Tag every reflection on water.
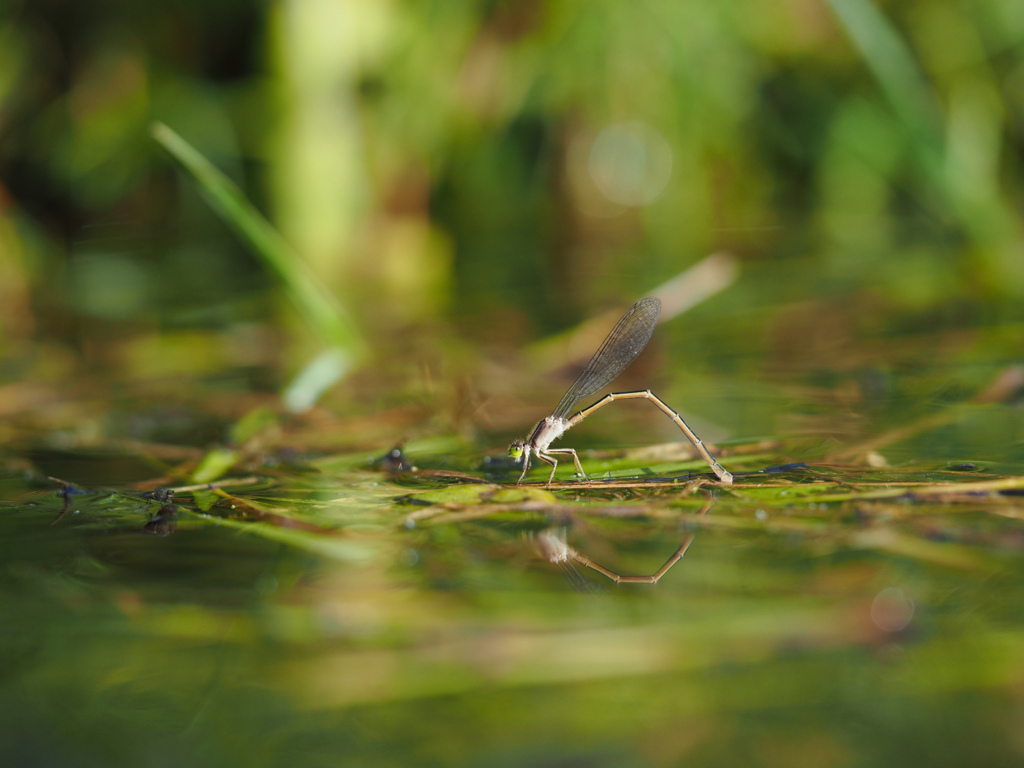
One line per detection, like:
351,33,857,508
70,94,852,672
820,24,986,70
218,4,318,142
141,503,178,537
4,423,1024,766
48,477,87,526
533,500,711,589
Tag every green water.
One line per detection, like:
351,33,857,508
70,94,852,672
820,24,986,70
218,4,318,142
3,377,1024,767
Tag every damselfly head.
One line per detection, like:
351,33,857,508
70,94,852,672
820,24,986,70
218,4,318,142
508,440,525,462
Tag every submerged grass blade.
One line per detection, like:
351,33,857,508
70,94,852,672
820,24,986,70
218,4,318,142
216,517,376,564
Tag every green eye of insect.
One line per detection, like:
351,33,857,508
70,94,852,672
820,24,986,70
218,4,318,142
509,442,523,460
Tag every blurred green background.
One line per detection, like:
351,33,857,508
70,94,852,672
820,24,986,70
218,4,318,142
3,0,1023,398
4,3,1024,767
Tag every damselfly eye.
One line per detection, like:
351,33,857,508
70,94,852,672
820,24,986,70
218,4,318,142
508,442,524,460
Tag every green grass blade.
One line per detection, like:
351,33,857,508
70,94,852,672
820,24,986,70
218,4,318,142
825,0,941,149
826,0,1019,257
150,122,363,356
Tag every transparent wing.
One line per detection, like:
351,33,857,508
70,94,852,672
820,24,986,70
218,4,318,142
552,297,661,420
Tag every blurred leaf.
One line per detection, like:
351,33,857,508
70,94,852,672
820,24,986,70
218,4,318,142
191,488,219,511
826,0,941,147
191,447,239,484
826,0,1022,275
151,122,364,404
229,406,280,445
283,348,354,413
